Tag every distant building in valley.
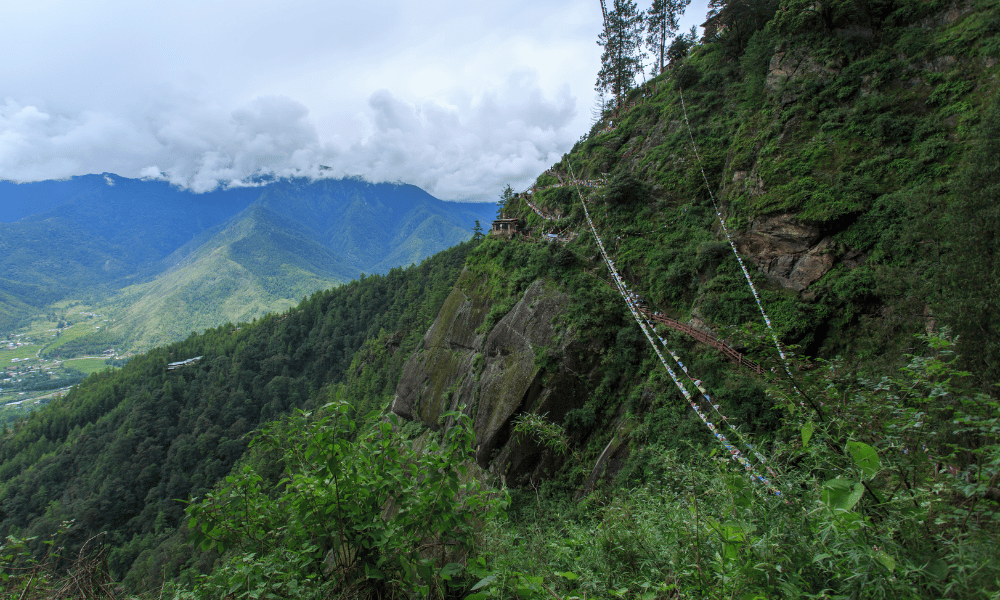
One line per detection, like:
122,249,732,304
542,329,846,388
166,356,202,371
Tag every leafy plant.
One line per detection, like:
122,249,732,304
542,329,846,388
512,412,576,460
185,401,508,599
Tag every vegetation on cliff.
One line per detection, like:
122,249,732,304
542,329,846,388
2,0,999,598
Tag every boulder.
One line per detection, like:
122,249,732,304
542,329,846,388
735,213,838,292
392,274,594,486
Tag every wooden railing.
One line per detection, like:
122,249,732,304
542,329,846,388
639,309,764,375
591,273,764,375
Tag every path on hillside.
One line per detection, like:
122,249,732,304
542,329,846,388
640,309,764,375
589,273,764,375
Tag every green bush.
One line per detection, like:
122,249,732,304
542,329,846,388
472,334,1000,599
184,402,507,599
604,174,649,206
674,63,702,89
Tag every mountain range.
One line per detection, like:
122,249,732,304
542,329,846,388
0,174,495,350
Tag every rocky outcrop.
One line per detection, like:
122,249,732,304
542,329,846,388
734,213,849,292
919,0,976,27
732,170,766,198
392,273,595,486
766,48,842,104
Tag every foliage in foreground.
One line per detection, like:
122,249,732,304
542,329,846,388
3,321,995,600
179,401,507,600
1,522,119,600
480,334,1000,599
145,333,999,599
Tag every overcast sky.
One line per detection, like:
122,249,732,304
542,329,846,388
1,0,710,200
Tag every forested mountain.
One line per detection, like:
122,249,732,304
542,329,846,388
255,178,487,272
91,205,359,352
0,241,473,590
0,175,261,293
0,175,494,346
2,1,999,598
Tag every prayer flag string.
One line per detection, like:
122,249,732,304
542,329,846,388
641,313,775,476
568,159,782,497
678,88,805,404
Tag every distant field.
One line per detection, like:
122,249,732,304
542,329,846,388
0,304,113,422
1,305,106,360
42,321,104,356
0,346,38,367
63,358,111,375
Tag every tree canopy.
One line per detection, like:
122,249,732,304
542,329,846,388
645,0,691,74
596,0,646,111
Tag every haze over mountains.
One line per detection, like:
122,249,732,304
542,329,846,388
0,174,494,350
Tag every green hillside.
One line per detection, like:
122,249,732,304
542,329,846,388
0,241,473,592
85,205,358,354
256,177,493,271
372,212,477,273
1,1,998,599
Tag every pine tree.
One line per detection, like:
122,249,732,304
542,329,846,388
704,0,779,57
472,220,484,242
596,0,645,112
666,25,699,67
592,88,608,126
645,0,690,75
497,184,514,219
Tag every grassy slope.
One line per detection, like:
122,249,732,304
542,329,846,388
465,3,1000,597
549,0,999,382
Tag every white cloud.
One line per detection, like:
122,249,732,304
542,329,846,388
341,74,576,198
0,0,711,199
139,166,163,179
1,73,576,198
0,98,159,182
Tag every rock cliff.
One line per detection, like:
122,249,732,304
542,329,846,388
392,273,596,485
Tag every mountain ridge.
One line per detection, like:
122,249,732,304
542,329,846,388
0,175,495,349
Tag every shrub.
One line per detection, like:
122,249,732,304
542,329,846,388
674,63,702,89
604,174,649,206
184,402,507,599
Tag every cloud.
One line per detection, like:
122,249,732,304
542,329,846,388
1,94,323,193
0,99,159,182
1,71,576,199
154,95,323,192
342,73,577,198
0,0,715,200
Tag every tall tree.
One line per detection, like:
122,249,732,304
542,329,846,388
703,0,780,58
596,0,646,111
497,184,514,219
645,0,691,75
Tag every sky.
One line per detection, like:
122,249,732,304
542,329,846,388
1,0,710,201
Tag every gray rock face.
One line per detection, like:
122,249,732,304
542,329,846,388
766,48,841,104
392,274,594,485
735,213,844,292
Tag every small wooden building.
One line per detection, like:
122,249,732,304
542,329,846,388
167,356,202,371
491,217,519,236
